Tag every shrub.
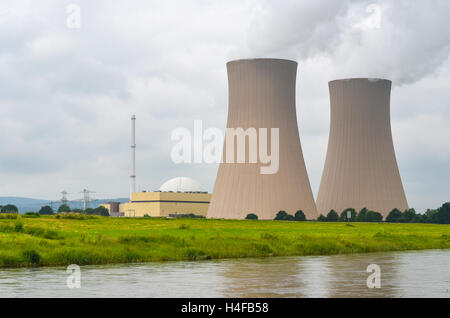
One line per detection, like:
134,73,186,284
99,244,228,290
356,208,368,222
326,210,339,222
55,213,98,220
424,209,439,223
93,206,109,216
339,208,356,222
245,213,258,220
316,214,327,222
39,206,54,215
1,204,18,213
84,208,94,214
401,208,416,223
274,211,290,220
14,221,24,232
386,208,403,223
22,250,41,265
294,210,306,221
411,214,425,223
58,204,71,213
365,211,383,222
23,212,40,218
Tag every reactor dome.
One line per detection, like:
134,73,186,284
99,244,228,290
159,177,206,193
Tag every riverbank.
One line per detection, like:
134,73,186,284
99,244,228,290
1,216,450,268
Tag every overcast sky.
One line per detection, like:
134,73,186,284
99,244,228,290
0,0,449,211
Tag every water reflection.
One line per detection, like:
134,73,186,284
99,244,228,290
0,250,449,298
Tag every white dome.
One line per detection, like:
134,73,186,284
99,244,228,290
159,177,206,193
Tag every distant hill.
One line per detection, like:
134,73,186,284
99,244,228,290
0,197,129,213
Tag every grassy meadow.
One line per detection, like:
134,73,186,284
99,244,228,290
1,214,450,268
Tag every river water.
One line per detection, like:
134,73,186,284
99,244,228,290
0,249,449,297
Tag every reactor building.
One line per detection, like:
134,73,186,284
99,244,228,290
207,58,318,220
316,78,408,218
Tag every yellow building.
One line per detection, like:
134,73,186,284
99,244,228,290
101,177,211,217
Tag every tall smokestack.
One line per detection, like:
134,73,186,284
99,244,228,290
130,114,136,198
316,78,408,218
207,58,318,220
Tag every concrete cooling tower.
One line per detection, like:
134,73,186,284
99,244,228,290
207,58,318,220
316,78,408,218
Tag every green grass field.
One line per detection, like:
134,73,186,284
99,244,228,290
1,215,450,268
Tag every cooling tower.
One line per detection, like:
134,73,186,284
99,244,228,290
316,78,408,218
207,58,318,220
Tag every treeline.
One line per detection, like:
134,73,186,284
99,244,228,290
0,204,110,216
245,202,450,224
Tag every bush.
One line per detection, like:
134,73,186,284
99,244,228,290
39,205,54,215
22,250,41,265
339,208,356,222
55,213,98,220
1,204,18,213
23,212,40,218
316,214,327,222
401,208,416,223
386,208,403,223
294,210,306,221
84,208,94,214
14,221,24,232
58,204,71,213
274,211,294,221
365,211,383,222
411,214,425,223
326,210,339,222
424,209,439,223
245,213,258,220
356,208,368,222
93,206,109,216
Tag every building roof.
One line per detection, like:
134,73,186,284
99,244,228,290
159,177,206,193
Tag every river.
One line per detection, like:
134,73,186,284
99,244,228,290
1,249,449,297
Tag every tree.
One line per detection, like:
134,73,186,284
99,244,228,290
245,213,258,220
294,210,306,221
39,205,54,215
326,210,339,222
93,206,109,216
401,208,416,223
84,208,94,215
365,211,383,222
317,214,327,222
356,208,368,222
274,210,288,220
424,209,439,223
436,202,450,224
411,214,425,223
58,204,71,213
1,204,18,213
386,208,402,223
339,208,356,222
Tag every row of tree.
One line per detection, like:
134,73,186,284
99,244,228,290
0,204,109,216
244,202,450,224
39,204,110,216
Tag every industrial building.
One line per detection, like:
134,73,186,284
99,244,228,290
207,58,318,220
316,78,408,218
101,177,211,217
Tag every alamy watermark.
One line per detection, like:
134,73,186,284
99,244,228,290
366,264,381,288
66,264,81,288
66,4,81,29
171,120,279,174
